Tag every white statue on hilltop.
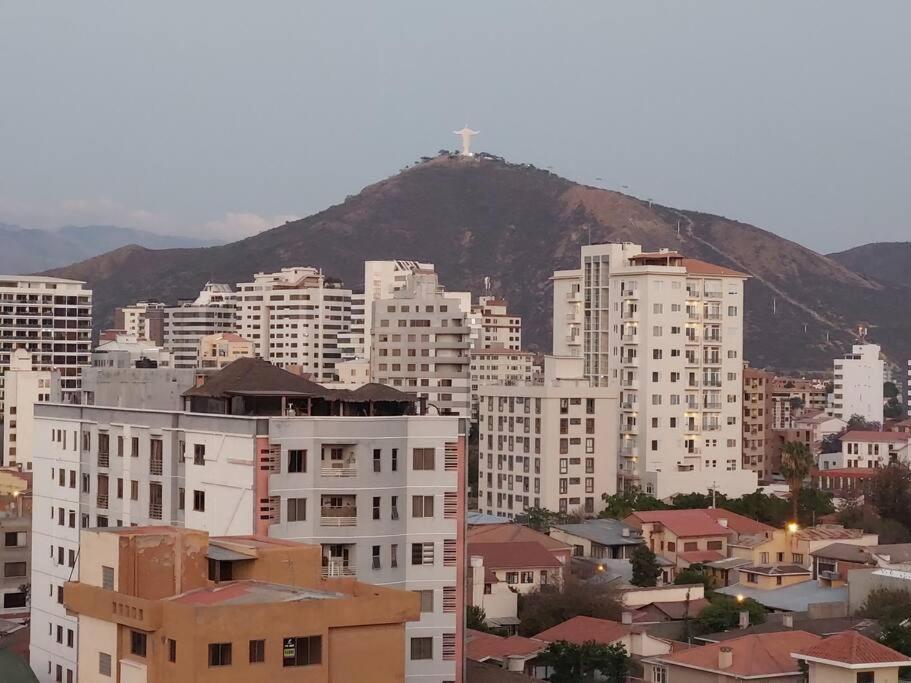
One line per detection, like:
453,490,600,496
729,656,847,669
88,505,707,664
453,125,479,156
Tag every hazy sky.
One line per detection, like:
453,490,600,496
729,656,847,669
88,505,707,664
1,1,909,250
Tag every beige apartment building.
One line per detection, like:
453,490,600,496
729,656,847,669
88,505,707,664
742,366,774,480
552,243,756,498
0,485,30,619
371,270,471,416
112,301,165,345
477,356,619,517
468,296,521,351
235,267,351,382
469,348,536,420
64,526,420,683
3,348,55,470
197,333,254,370
163,283,237,369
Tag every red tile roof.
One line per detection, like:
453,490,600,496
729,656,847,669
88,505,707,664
794,526,867,541
468,542,563,570
625,510,734,538
467,524,571,552
646,599,711,620
813,468,879,480
701,508,776,535
841,430,910,444
465,634,547,661
650,631,821,677
533,616,629,646
677,550,725,564
683,258,749,278
793,630,911,666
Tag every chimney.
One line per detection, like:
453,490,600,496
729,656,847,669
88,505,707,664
621,612,633,625
717,518,729,528
718,646,733,669
738,610,750,629
782,613,794,628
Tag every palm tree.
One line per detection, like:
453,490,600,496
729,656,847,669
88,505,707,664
779,441,815,522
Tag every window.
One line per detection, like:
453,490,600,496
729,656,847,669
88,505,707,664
747,573,758,583
249,639,265,663
102,566,114,590
416,590,434,613
3,562,26,578
288,449,306,473
193,444,205,466
193,490,205,512
391,448,398,471
131,437,139,457
413,448,435,470
792,553,804,564
208,643,232,667
391,543,398,568
652,665,667,683
856,673,874,683
3,532,22,547
282,635,321,667
99,653,112,677
2,592,25,608
411,542,434,565
707,540,723,551
410,637,433,660
131,480,139,500
167,639,176,663
413,495,434,518
130,631,147,657
287,498,306,522
373,448,381,472
683,542,698,551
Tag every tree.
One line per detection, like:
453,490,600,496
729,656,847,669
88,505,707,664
820,432,843,454
630,545,661,587
672,492,723,509
539,640,630,683
879,622,911,657
600,489,668,520
884,397,903,419
721,491,790,527
697,596,767,633
884,382,900,399
522,507,560,533
858,587,911,623
779,440,815,522
847,414,881,432
466,605,488,631
518,577,622,636
796,488,835,527
870,464,911,529
674,565,713,590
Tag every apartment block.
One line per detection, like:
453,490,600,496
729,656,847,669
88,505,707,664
94,335,172,369
0,485,30,619
112,300,165,345
361,260,434,362
469,349,536,420
3,348,55,470
163,283,237,369
0,276,92,408
742,366,774,480
769,376,827,430
477,356,619,518
235,267,351,382
338,291,367,363
371,270,471,417
63,526,420,683
30,358,463,683
197,332,254,370
468,296,521,351
552,243,757,498
832,344,884,424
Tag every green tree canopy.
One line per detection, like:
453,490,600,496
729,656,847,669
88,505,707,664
674,565,713,590
540,640,630,683
858,587,911,624
517,577,621,637
630,544,661,587
600,489,669,520
779,440,815,521
870,464,911,529
697,596,767,633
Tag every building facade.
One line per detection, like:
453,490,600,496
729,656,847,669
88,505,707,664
163,283,237,369
113,300,165,345
832,344,884,424
0,276,92,408
3,348,55,470
468,297,521,351
361,261,434,362
469,349,536,421
477,356,619,518
742,366,774,480
197,333,254,370
30,359,464,683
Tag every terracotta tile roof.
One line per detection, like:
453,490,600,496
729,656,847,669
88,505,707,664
682,258,749,278
466,660,540,683
701,508,776,535
645,599,711,620
465,634,547,661
794,525,867,541
533,616,629,646
467,524,571,552
677,550,725,564
841,430,910,444
793,630,911,666
468,542,563,570
625,510,734,538
813,468,879,479
649,631,821,677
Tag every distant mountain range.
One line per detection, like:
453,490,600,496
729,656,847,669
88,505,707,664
828,242,911,290
0,223,221,274
43,153,911,372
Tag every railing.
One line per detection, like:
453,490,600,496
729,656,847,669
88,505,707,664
321,464,358,478
150,456,163,476
321,561,355,577
98,452,110,468
702,423,722,431
96,495,108,510
704,402,722,410
621,334,635,342
149,503,162,520
320,507,357,526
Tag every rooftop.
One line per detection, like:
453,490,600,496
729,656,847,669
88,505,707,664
678,550,725,564
625,508,773,538
647,631,821,678
794,525,868,542
682,258,749,278
715,581,848,611
534,616,630,645
170,580,342,606
698,616,882,643
841,430,909,443
465,632,546,662
468,542,563,570
550,518,643,547
793,630,911,667
738,564,811,576
467,523,571,553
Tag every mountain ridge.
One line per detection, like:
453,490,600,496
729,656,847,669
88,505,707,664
828,241,911,290
43,154,911,372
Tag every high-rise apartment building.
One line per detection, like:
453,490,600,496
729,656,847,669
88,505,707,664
742,366,774,480
0,276,92,408
64,526,420,683
0,484,30,619
832,344,884,424
163,283,237,369
469,349,536,420
552,243,756,498
361,261,434,362
468,296,521,351
112,300,165,344
371,270,471,417
477,356,619,518
197,332,254,370
31,358,463,683
235,267,351,382
3,349,55,470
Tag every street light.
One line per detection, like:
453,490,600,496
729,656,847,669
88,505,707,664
787,522,799,534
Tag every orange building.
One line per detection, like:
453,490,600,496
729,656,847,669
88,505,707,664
64,526,420,682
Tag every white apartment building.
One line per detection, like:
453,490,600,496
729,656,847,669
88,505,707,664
3,348,55,470
163,283,237,369
372,270,471,417
112,300,165,344
93,334,172,368
361,260,434,362
338,291,367,362
469,349,536,420
235,267,351,382
0,276,92,408
30,358,463,683
832,344,884,424
477,356,619,518
552,243,757,498
468,296,521,351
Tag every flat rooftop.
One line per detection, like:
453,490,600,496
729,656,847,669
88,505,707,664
171,580,342,606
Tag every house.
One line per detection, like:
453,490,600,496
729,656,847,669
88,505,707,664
465,659,540,683
465,630,548,679
738,564,813,590
645,631,823,683
792,630,911,683
468,523,572,566
549,518,643,560
812,467,879,497
619,583,710,623
793,411,847,454
811,542,911,585
730,525,879,573
714,578,848,612
533,615,674,658
696,611,882,644
823,430,911,469
467,542,563,596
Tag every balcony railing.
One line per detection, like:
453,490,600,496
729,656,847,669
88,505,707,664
321,561,355,577
98,452,110,468
320,506,357,526
321,464,358,478
96,495,108,510
149,503,162,520
150,456,163,476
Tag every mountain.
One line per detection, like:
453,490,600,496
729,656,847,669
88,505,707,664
43,154,911,372
0,223,220,273
828,242,911,289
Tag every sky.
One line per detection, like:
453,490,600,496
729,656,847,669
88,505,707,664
1,1,909,251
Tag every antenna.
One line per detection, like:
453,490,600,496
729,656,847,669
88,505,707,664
772,298,777,315
676,219,681,238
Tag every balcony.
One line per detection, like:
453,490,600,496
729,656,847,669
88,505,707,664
321,445,357,477
702,423,722,432
321,560,356,577
96,494,108,510
97,451,110,468
150,455,163,476
621,334,636,342
704,402,722,410
149,503,162,520
321,497,358,527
